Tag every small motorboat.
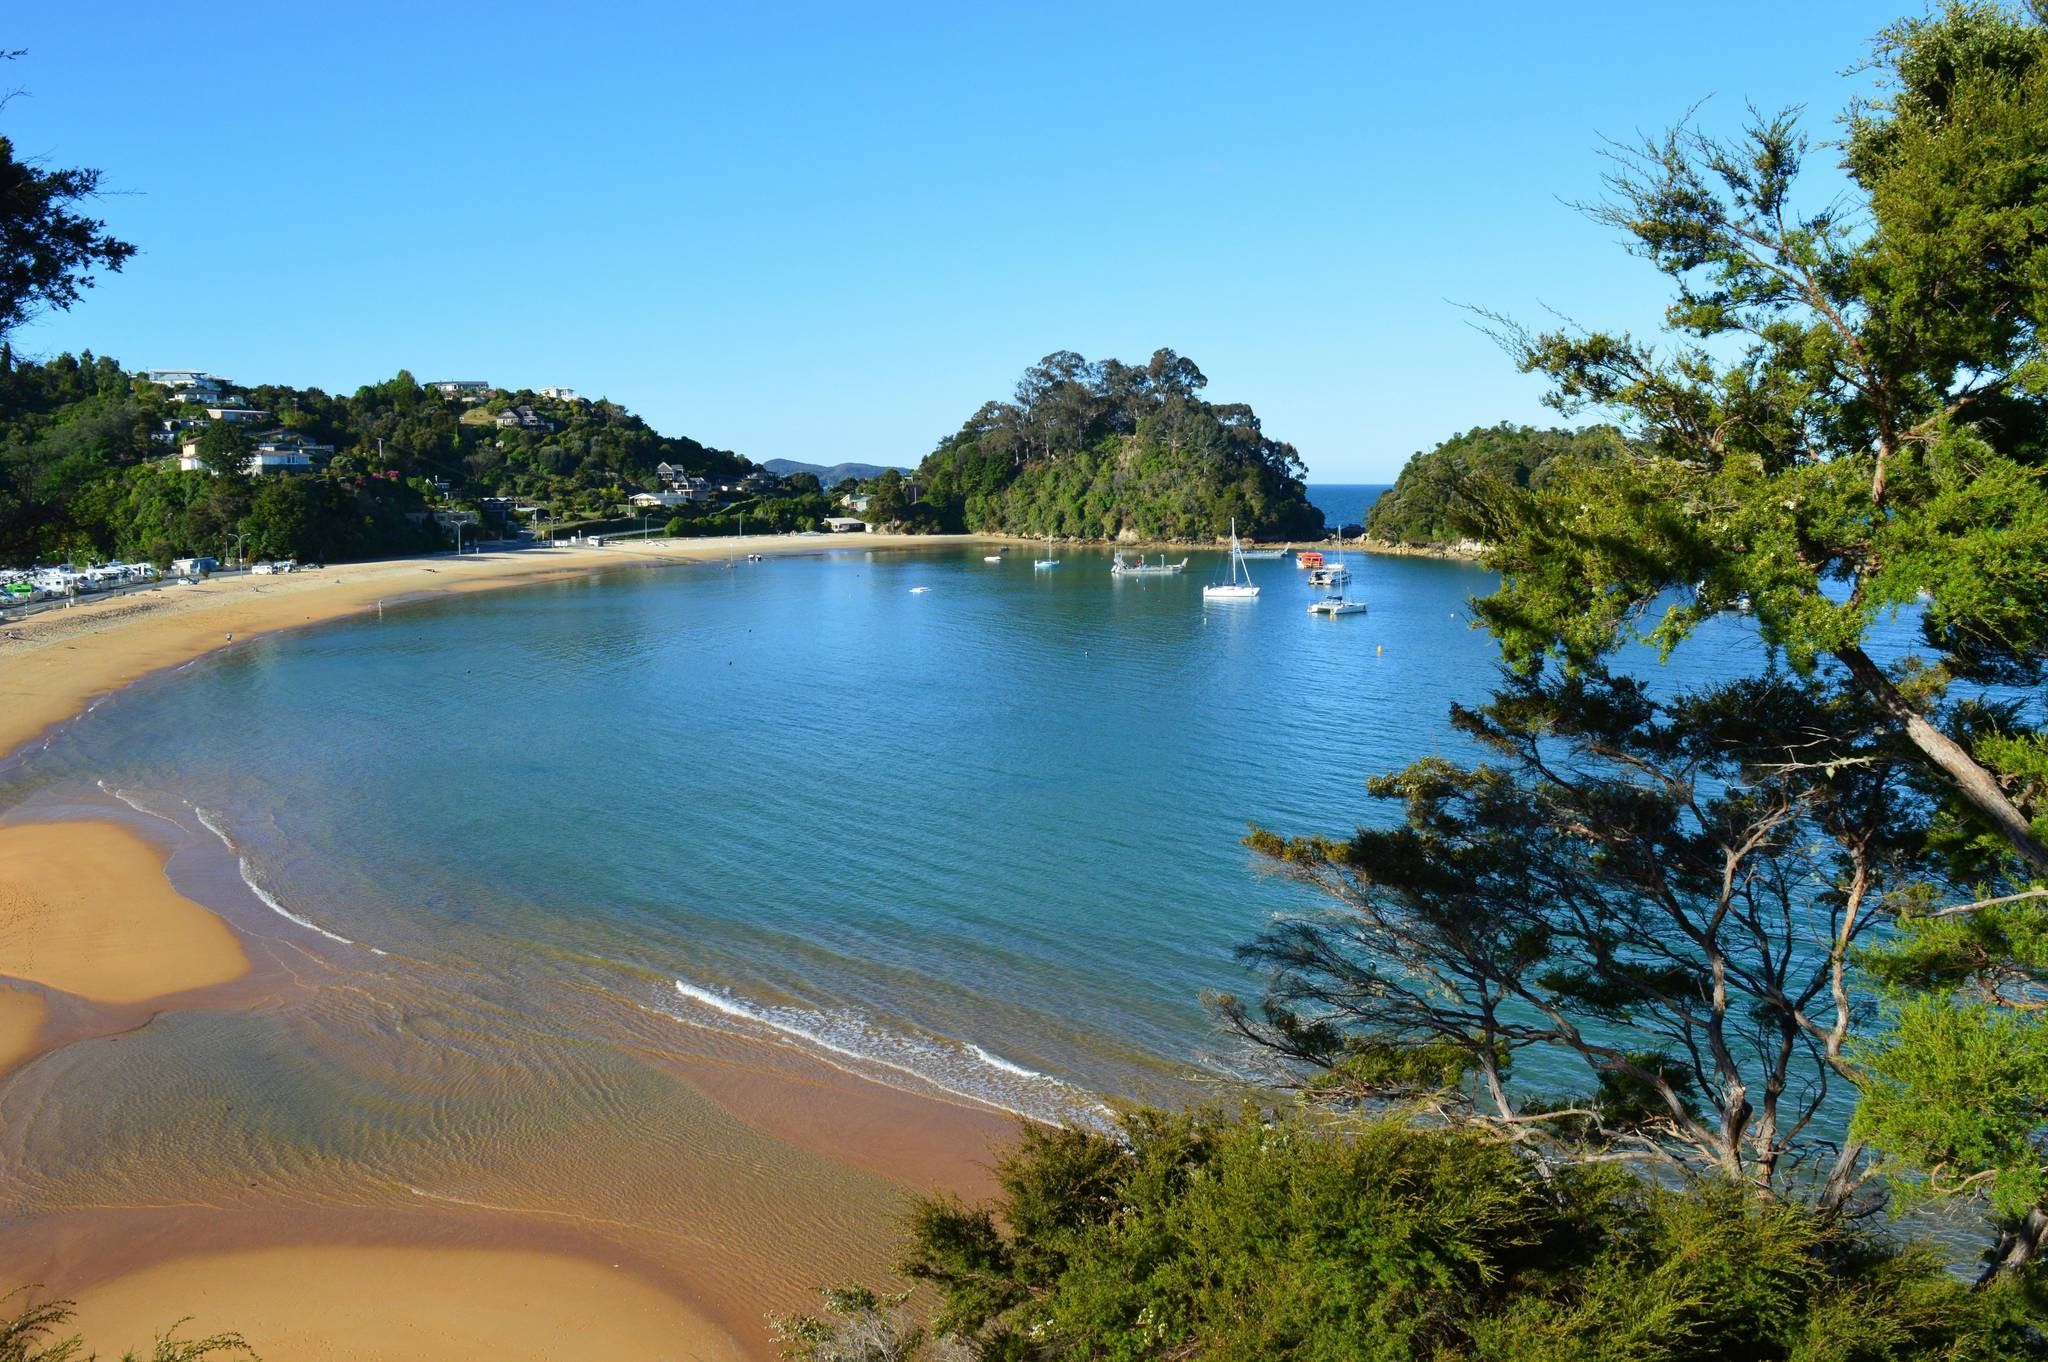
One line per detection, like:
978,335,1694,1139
909,586,930,594
1296,550,1324,569
1308,595,1366,616
983,555,1003,563
1111,552,1188,576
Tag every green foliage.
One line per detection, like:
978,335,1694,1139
0,355,748,566
912,350,1323,542
889,1108,2029,1361
1363,423,1627,547
0,1290,255,1361
1854,994,2048,1219
1467,1,2048,883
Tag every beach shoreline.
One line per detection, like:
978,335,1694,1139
0,534,1026,1361
0,532,995,763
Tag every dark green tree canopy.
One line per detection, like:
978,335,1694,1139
1364,423,1628,548
910,348,1325,542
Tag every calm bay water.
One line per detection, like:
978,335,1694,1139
0,484,1869,1128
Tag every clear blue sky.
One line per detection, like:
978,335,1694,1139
8,2,1899,480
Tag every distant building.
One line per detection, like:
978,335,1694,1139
742,469,780,491
538,386,580,401
204,406,271,425
428,380,494,401
146,369,231,403
628,491,690,509
822,517,869,533
841,493,872,514
495,404,555,431
177,431,333,475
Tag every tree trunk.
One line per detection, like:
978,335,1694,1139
1834,644,2048,877
1977,1203,2048,1287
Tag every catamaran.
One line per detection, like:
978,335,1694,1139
1308,594,1366,616
1239,546,1287,559
1110,551,1187,576
1033,531,1059,569
1202,521,1261,600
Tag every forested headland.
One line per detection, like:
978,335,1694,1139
1363,422,1627,549
0,354,750,566
894,349,1326,542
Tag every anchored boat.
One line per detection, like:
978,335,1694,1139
1111,552,1187,576
1202,520,1261,600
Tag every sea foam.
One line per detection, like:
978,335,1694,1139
668,978,1113,1130
191,804,386,955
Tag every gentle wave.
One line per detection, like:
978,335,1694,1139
668,978,1114,1130
96,779,178,825
191,804,386,955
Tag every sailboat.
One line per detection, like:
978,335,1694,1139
1202,520,1261,600
1033,531,1059,569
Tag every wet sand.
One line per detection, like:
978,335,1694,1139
0,989,46,1073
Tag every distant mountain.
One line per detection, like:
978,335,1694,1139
761,458,910,484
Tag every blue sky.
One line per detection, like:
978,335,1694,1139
8,2,1899,479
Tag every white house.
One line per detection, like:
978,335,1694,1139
205,406,271,424
822,517,869,533
628,492,689,509
178,431,332,475
538,386,580,401
428,380,493,401
147,370,230,403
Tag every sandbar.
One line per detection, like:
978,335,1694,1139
0,820,248,1005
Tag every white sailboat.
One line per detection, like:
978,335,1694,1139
1202,520,1260,600
1033,531,1059,569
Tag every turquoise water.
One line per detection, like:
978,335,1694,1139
3,485,1919,1126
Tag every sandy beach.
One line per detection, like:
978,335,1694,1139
0,532,1018,1361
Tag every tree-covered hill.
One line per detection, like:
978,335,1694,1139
906,349,1325,542
0,352,749,565
1364,423,1626,547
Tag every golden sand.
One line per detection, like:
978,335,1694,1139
64,1245,749,1362
0,820,249,1004
0,533,986,761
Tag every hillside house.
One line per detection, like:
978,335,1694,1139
495,405,555,432
428,380,494,402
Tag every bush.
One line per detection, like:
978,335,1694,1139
868,1108,2037,1361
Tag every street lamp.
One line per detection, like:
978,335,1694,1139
225,532,247,569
